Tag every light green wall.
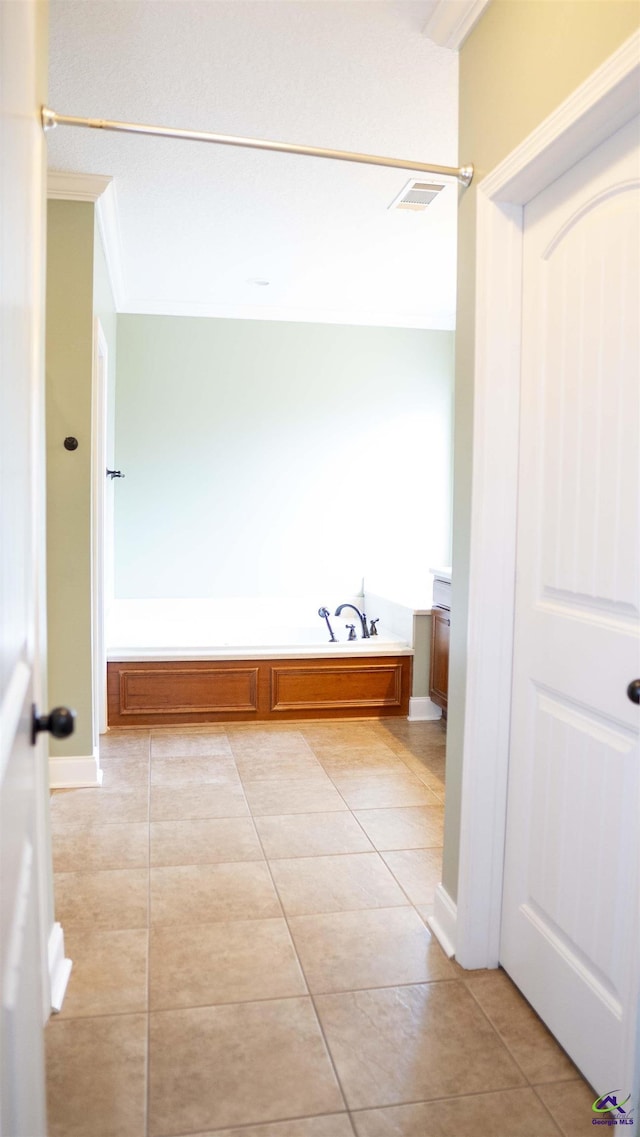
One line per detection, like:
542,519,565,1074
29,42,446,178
444,2,640,900
45,203,117,755
115,316,454,602
46,201,95,756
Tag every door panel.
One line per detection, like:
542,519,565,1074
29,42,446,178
501,115,640,1096
540,185,639,613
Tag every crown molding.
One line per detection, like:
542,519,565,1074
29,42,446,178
47,170,113,202
423,0,491,51
118,296,454,331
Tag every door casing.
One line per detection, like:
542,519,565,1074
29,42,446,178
92,318,109,740
444,28,640,995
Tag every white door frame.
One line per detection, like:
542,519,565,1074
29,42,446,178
92,318,109,740
47,172,115,765
455,30,640,971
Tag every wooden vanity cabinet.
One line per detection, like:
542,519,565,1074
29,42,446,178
430,604,450,717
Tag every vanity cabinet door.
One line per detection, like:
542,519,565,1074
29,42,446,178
430,606,450,713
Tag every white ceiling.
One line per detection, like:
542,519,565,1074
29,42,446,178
47,1,462,329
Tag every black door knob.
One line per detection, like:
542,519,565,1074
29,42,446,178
627,680,640,705
31,705,76,745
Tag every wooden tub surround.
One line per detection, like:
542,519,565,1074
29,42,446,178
107,654,412,727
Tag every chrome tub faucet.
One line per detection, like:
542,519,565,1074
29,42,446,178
335,603,370,638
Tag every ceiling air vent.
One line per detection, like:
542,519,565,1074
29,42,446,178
388,179,445,212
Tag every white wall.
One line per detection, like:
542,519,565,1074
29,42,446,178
114,315,453,600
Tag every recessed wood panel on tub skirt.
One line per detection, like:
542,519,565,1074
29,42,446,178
107,655,412,726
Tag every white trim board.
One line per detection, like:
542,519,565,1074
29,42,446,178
427,884,457,958
455,30,640,972
49,753,102,790
48,923,72,1014
408,696,442,721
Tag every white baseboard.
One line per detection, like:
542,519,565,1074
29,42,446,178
49,752,103,789
48,922,72,1013
427,883,457,958
408,697,442,721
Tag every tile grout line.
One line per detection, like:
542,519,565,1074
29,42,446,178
305,741,442,810
529,1083,579,1137
305,736,441,920
239,739,357,1131
56,975,464,1022
304,730,447,922
344,1082,568,1131
461,976,568,1100
247,844,442,862
462,974,590,1130
163,1107,353,1137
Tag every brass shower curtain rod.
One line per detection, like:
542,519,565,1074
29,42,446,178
41,106,474,186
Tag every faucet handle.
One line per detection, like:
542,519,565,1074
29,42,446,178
369,618,379,636
346,624,357,641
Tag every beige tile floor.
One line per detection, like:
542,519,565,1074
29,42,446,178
46,719,596,1137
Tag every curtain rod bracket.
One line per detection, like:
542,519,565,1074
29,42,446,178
41,106,474,186
42,107,58,132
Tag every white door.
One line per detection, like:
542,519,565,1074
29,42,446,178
1,2,52,1132
501,114,640,1097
